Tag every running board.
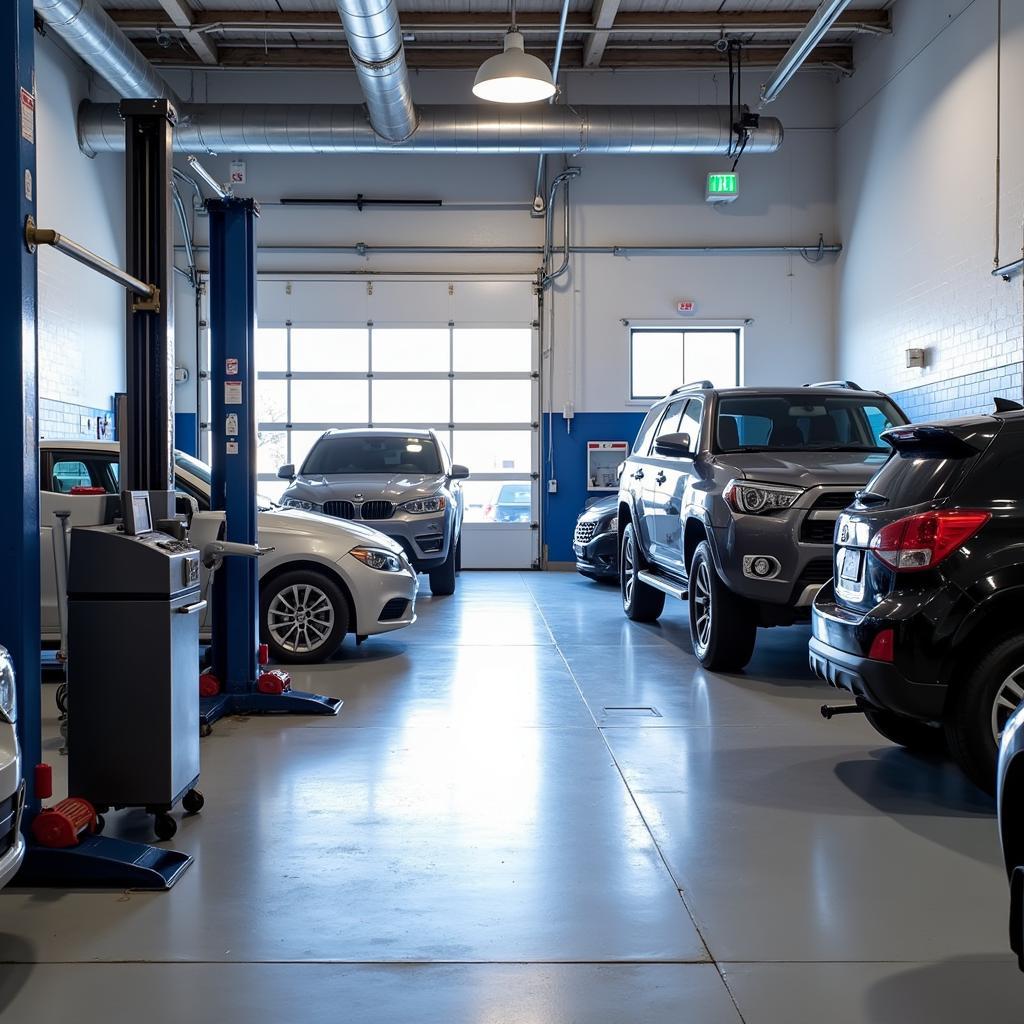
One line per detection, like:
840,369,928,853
637,569,687,600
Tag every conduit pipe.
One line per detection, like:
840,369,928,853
760,0,852,105
336,0,418,142
533,0,573,212
78,103,783,155
33,0,181,105
542,168,581,286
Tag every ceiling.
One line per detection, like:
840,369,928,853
96,0,896,74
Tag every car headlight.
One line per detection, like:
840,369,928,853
350,547,404,572
282,498,324,513
723,480,804,515
0,653,16,723
401,495,446,515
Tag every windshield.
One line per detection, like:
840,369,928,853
715,395,905,453
174,449,211,485
302,435,442,475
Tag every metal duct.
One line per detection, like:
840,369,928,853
336,0,418,142
34,0,180,105
78,103,783,156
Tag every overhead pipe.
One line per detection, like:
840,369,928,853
33,0,180,105
78,103,784,156
759,0,852,105
335,0,418,142
533,0,573,213
542,168,581,286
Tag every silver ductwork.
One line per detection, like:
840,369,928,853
336,0,418,143
78,103,783,156
34,0,180,105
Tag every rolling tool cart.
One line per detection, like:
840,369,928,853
66,492,205,841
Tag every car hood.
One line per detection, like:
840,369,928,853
286,473,447,503
719,451,891,488
579,495,618,521
258,506,404,553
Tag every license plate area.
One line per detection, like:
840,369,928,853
839,547,863,582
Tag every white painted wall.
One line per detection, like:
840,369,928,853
163,67,840,415
35,34,125,423
835,0,1024,395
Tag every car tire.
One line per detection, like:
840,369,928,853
687,541,756,671
429,542,458,596
455,537,462,576
864,708,947,755
620,521,665,623
944,635,1024,794
260,570,349,664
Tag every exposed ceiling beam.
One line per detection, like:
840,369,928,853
155,0,218,65
583,0,620,68
108,8,891,38
135,42,853,72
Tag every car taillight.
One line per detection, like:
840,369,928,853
868,510,990,572
868,628,895,663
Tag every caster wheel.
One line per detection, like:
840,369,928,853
182,789,205,815
94,814,105,835
200,722,213,738
153,813,177,841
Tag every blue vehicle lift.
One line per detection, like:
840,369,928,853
4,4,189,888
199,197,341,726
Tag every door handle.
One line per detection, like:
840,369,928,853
633,469,644,480
655,472,667,485
177,600,208,616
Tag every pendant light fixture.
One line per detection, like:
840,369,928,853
473,0,556,104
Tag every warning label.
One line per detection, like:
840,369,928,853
224,381,243,405
20,88,34,144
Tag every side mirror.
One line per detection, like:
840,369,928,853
450,464,470,480
654,432,693,459
277,464,296,480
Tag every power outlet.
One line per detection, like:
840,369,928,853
547,479,558,494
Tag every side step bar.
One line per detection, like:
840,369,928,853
637,569,687,600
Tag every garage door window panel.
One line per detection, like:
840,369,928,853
453,380,532,424
291,379,369,425
372,329,450,373
373,378,450,425
291,328,368,373
452,430,533,474
453,328,532,372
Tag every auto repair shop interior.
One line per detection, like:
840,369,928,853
1,0,1024,1020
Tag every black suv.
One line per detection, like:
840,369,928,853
618,381,907,670
811,403,1024,792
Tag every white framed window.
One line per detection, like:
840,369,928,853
628,327,741,402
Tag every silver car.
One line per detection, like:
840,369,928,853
40,441,418,664
0,648,24,889
278,429,468,596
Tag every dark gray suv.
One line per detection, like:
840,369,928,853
618,381,908,670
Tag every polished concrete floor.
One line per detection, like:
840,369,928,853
1,570,1021,1020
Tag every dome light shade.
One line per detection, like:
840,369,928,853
472,31,556,103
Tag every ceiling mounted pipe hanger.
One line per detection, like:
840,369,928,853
759,0,852,105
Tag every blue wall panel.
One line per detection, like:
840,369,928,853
174,412,198,456
542,411,645,563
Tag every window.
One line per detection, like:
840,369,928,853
632,408,664,455
679,399,703,449
649,399,688,453
630,328,740,401
46,453,119,494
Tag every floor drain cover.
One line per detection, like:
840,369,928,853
601,706,662,717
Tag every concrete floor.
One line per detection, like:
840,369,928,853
0,570,1021,1020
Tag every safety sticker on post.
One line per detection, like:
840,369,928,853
225,358,239,375
226,442,239,455
226,413,239,436
20,88,35,144
224,381,242,405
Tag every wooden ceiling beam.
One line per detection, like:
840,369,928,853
154,0,218,65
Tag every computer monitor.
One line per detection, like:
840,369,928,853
122,490,153,536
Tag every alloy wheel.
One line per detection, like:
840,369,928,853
693,560,712,651
990,665,1024,743
267,583,335,655
623,534,635,608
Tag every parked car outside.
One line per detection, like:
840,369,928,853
279,428,468,596
485,482,532,524
39,440,418,664
618,381,908,670
0,647,25,888
811,404,1024,792
573,494,619,580
998,701,1024,969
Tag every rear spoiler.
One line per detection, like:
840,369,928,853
881,424,991,458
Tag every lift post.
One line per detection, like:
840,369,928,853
200,197,341,724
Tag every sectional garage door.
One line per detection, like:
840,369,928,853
248,276,540,570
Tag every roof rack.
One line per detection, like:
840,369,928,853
802,380,863,390
669,380,714,395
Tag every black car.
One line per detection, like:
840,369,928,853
998,701,1024,969
573,494,619,580
810,403,1024,792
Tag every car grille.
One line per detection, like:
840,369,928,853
0,791,17,859
361,500,396,520
323,500,356,520
379,598,410,622
811,491,857,512
574,521,597,545
801,519,838,545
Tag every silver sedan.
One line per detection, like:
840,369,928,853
40,441,418,663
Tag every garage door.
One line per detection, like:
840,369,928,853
249,276,540,570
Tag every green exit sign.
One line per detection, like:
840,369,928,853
706,172,739,203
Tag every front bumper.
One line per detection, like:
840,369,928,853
574,529,618,579
340,554,419,636
0,751,25,889
381,510,454,571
